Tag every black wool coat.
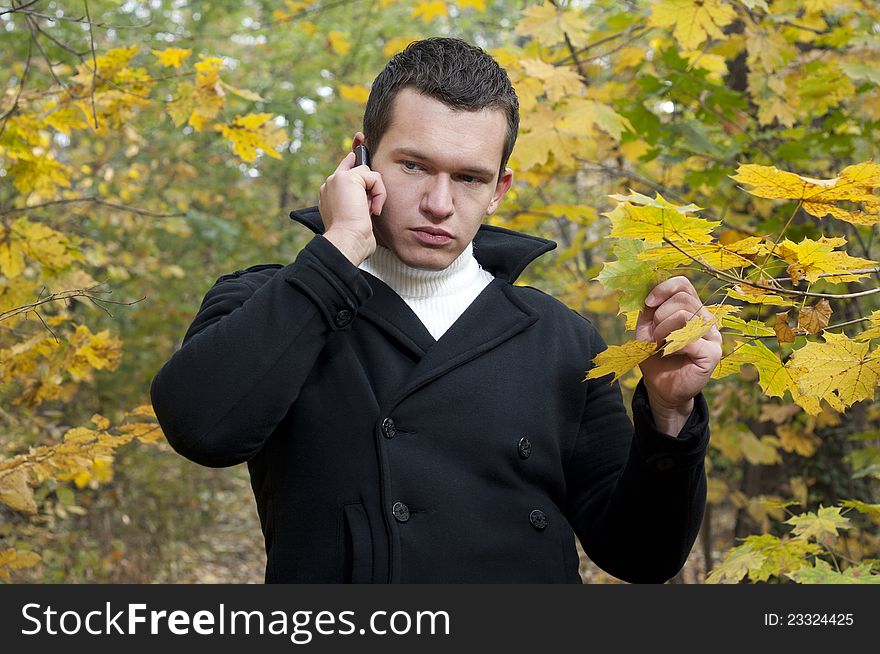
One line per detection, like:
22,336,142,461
150,206,711,584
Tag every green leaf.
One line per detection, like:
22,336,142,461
788,559,880,584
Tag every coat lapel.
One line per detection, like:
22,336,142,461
387,278,538,407
358,271,436,359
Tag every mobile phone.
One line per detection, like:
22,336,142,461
354,144,370,168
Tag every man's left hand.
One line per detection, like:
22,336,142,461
635,276,722,430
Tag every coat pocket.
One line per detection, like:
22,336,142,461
341,502,373,583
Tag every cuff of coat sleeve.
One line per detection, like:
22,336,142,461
630,377,710,473
282,235,373,330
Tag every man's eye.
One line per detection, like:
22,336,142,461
403,161,421,171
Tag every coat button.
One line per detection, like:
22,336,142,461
392,501,410,523
529,509,547,530
517,437,531,460
381,417,396,439
334,309,353,328
656,457,674,472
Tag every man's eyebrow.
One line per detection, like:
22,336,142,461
391,147,496,179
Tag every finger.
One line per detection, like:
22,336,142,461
334,151,357,175
705,324,723,345
634,306,655,343
653,308,712,344
645,275,699,307
669,336,722,369
652,290,707,324
360,171,387,215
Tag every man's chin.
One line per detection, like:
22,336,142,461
398,246,458,271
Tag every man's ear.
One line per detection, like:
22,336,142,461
351,131,366,152
486,167,513,215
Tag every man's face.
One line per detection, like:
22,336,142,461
360,88,513,271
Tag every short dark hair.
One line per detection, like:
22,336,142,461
363,37,519,182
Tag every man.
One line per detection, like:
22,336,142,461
151,38,722,583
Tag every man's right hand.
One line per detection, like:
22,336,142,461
319,146,387,267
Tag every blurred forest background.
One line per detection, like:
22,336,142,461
1,0,879,583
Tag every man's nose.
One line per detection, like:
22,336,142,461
420,175,454,219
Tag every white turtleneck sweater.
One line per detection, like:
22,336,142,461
359,242,494,340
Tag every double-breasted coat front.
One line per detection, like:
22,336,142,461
150,206,710,583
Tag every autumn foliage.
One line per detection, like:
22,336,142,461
2,0,879,583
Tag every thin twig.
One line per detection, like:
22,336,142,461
23,17,66,90
9,7,150,29
84,0,99,129
742,316,873,341
555,24,649,66
0,0,40,17
772,268,880,283
0,34,32,139
173,0,357,42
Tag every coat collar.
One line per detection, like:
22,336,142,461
289,206,556,283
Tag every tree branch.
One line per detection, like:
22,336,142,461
0,197,185,218
0,287,146,324
661,236,880,300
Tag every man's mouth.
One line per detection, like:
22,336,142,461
411,227,453,245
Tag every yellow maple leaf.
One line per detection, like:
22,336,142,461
189,57,225,131
604,194,718,244
119,422,164,444
458,0,486,10
648,0,737,51
520,58,583,103
683,50,728,82
151,47,192,68
705,303,741,322
7,155,73,196
741,433,783,466
328,31,351,55
777,236,878,284
855,310,880,342
721,315,776,338
67,325,123,382
411,0,448,23
637,241,754,271
713,339,821,414
514,1,590,48
776,425,821,457
215,113,287,162
785,505,851,543
787,332,880,412
662,315,717,356
731,162,880,226
558,98,633,141
0,239,26,279
14,218,77,271
513,105,586,171
43,105,89,135
749,72,797,128
584,340,658,384
339,83,371,105
745,21,795,74
727,284,795,306
129,404,157,418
